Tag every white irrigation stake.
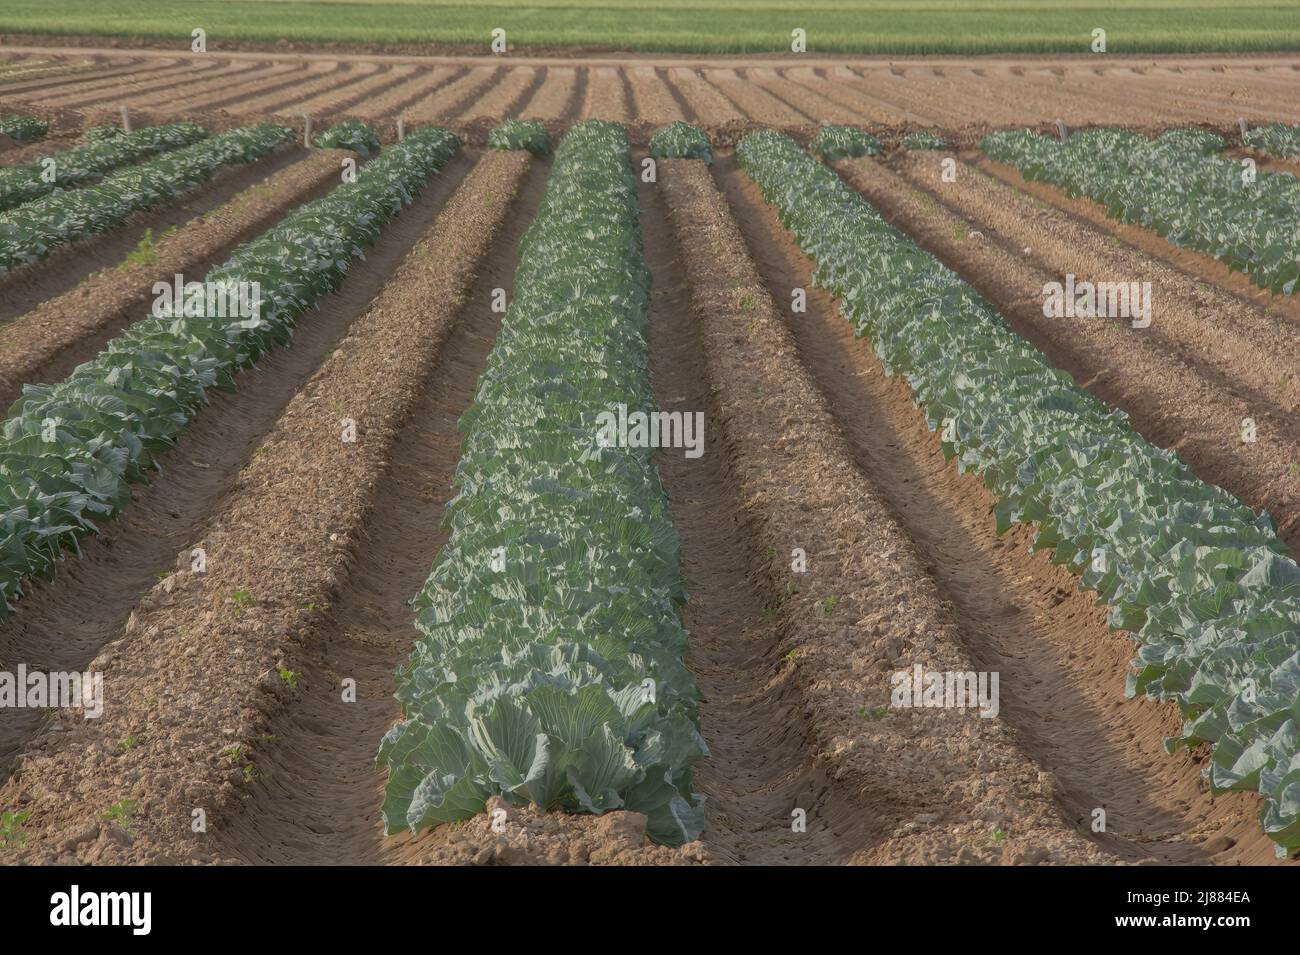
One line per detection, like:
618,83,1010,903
1054,118,1067,140
1237,117,1249,141
397,118,405,141
302,114,313,147
120,106,132,133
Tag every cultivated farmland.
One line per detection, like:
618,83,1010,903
0,31,1298,871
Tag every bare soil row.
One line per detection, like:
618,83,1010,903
4,49,1297,143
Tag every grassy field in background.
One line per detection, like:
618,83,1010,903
0,0,1296,54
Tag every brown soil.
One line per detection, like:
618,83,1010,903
41,60,266,111
374,65,466,123
713,68,810,125
112,62,286,116
839,67,972,127
411,65,500,122
748,67,862,126
217,150,541,866
663,67,738,125
785,67,921,126
0,148,349,407
519,66,580,121
657,157,1108,865
0,56,101,85
624,66,686,125
0,58,176,99
458,64,544,124
37,61,214,110
0,57,154,96
0,150,476,800
580,66,632,122
352,65,456,120
154,64,327,113
715,154,1283,864
0,132,84,167
644,158,870,863
288,64,424,118
11,47,1294,145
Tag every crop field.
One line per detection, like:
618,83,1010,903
0,24,1298,882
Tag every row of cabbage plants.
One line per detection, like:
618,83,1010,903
982,127,1300,294
0,123,292,275
0,122,207,213
738,129,1300,856
1243,122,1300,159
0,126,462,613
378,120,707,846
0,115,48,143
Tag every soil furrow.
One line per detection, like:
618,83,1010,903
105,60,286,112
288,64,419,118
172,62,325,114
665,67,740,124
368,65,465,120
459,65,542,124
519,66,577,121
749,68,862,126
706,69,804,125
560,66,590,124
625,65,685,124
0,58,102,86
782,67,910,126
210,151,540,866
661,156,1108,865
219,63,358,117
0,149,350,407
412,65,500,122
358,65,449,119
53,60,269,111
809,67,929,124
1078,69,1300,123
645,159,870,864
581,66,630,122
0,144,307,325
716,154,1281,865
656,67,697,123
39,61,230,109
840,68,971,126
0,150,476,794
243,63,383,118
0,57,160,96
